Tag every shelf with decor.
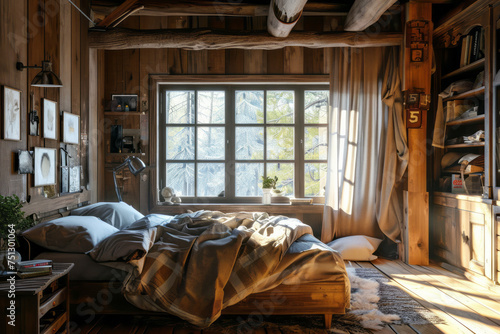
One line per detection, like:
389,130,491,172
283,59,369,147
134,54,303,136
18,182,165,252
431,0,497,286
104,111,145,116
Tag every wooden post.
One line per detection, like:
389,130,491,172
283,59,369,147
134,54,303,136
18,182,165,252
403,1,432,265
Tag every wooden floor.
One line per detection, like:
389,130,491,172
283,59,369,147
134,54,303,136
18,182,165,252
72,259,500,334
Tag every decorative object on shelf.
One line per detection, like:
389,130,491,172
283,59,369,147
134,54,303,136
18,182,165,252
42,98,57,140
261,175,278,205
161,186,174,204
61,166,81,194
111,94,138,112
172,195,182,204
34,147,57,187
62,111,80,144
29,92,39,136
17,150,33,174
2,86,21,141
113,156,146,202
290,198,313,205
16,60,63,87
110,124,123,153
406,20,430,63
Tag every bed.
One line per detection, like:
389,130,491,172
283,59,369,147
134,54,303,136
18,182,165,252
20,202,350,329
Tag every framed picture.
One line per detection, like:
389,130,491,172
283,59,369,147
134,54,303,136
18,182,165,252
34,147,57,187
111,95,138,112
62,112,80,144
17,150,33,174
43,98,58,140
3,86,21,141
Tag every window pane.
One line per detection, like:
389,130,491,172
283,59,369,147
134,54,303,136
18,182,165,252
166,91,195,124
235,127,264,160
235,91,264,124
305,126,328,160
198,91,225,124
267,91,294,124
267,127,294,160
166,163,194,196
166,127,194,160
267,163,294,196
305,163,327,197
197,127,225,160
305,90,328,124
235,163,264,196
197,163,225,196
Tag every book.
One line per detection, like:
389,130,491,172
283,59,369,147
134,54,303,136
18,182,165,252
17,265,52,273
16,267,52,279
16,259,53,270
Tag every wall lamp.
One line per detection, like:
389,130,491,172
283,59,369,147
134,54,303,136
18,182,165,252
16,61,63,87
113,156,146,202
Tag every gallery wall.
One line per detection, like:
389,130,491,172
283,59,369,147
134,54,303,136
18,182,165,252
0,0,91,216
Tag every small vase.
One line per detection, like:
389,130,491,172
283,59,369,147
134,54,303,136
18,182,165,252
262,188,272,205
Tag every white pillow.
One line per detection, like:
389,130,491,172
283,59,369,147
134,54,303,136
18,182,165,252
22,216,119,253
327,235,383,261
70,202,144,229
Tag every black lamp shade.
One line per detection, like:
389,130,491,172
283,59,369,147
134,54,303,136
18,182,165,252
31,61,63,87
128,156,146,175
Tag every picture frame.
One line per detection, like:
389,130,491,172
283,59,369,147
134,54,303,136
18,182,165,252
62,112,80,144
34,147,57,187
111,94,138,112
3,86,22,141
43,98,58,140
17,150,33,174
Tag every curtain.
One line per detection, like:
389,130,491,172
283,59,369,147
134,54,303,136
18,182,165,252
321,47,408,243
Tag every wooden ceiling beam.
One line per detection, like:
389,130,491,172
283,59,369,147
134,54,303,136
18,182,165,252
91,0,351,18
96,0,142,28
344,0,399,31
267,0,308,38
88,28,403,50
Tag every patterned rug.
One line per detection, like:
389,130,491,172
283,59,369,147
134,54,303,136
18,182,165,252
125,267,445,333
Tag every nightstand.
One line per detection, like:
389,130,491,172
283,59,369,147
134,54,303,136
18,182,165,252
0,263,74,334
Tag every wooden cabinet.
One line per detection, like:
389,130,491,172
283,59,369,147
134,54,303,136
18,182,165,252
430,0,499,284
0,263,74,334
431,193,493,280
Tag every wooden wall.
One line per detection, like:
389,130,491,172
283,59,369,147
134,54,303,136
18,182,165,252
98,15,333,211
0,0,90,216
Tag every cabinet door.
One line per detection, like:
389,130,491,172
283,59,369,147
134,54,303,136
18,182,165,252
432,205,459,266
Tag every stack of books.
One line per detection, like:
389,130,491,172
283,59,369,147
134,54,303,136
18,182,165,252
16,259,53,279
460,26,485,67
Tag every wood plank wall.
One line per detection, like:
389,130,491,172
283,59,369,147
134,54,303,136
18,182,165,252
99,16,332,211
0,0,90,217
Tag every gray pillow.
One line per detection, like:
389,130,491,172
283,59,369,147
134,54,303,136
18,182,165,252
71,202,144,229
126,214,173,230
22,216,118,253
89,228,155,262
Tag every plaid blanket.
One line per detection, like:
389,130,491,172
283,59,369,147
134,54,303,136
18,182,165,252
112,211,347,327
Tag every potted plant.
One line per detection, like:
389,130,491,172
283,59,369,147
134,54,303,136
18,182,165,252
261,176,278,204
0,194,34,269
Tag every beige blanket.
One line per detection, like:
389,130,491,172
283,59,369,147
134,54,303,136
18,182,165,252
108,211,348,327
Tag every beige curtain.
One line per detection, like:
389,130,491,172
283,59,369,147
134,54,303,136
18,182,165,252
321,47,408,243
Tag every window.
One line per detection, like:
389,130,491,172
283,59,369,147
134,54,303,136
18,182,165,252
158,84,328,203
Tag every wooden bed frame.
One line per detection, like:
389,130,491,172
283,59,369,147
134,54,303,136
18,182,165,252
20,206,349,329
69,280,347,329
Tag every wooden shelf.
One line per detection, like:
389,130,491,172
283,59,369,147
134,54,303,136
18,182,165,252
441,58,485,80
445,142,485,148
104,111,145,116
446,114,485,126
108,152,146,156
443,86,485,102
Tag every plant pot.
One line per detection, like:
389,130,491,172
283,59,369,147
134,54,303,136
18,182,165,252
262,188,272,205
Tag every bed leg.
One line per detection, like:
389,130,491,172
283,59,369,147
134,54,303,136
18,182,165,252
324,314,332,329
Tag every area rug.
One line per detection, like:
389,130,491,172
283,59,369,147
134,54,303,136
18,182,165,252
124,267,445,333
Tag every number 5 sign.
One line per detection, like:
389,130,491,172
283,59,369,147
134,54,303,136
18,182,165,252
406,108,422,128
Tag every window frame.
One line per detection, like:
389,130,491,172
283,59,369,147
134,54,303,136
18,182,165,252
152,75,330,207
